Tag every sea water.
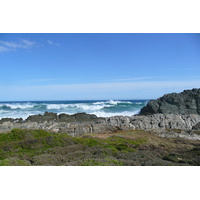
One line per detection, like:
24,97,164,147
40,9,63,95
0,100,149,120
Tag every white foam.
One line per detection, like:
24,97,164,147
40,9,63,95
75,104,111,111
94,100,124,105
46,104,70,109
46,103,112,111
107,100,120,105
90,110,140,118
0,103,36,109
0,110,42,120
0,100,144,120
93,101,107,105
107,100,132,104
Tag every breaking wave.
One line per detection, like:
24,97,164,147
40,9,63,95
0,100,148,119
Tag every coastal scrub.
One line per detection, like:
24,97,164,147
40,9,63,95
0,129,199,166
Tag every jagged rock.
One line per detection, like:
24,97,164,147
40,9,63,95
1,113,200,139
26,112,98,123
13,118,23,123
140,88,200,115
26,112,58,123
0,118,14,124
44,112,57,120
58,113,75,122
27,114,46,123
71,112,98,122
192,122,200,131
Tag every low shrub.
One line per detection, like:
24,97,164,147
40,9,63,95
0,157,31,166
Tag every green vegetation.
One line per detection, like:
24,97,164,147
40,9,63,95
0,128,199,166
73,135,146,153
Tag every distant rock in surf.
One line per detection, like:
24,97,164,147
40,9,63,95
139,88,200,115
26,112,98,123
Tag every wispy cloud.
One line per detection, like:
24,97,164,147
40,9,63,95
0,39,60,53
104,77,154,82
1,80,200,100
47,40,60,46
0,46,9,52
0,39,36,52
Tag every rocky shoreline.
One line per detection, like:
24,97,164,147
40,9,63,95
1,88,200,140
0,88,200,166
0,112,200,140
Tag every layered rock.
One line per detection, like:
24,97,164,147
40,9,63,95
140,88,200,115
1,112,200,139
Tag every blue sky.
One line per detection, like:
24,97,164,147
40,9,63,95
0,33,200,101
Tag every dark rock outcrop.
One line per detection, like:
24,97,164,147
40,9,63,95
140,88,200,115
192,122,200,131
27,112,58,123
71,112,98,122
0,118,23,124
58,113,75,122
26,112,98,123
0,118,14,124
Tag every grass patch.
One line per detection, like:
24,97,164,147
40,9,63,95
73,137,102,147
73,135,147,153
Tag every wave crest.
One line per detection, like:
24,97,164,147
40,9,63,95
0,100,147,119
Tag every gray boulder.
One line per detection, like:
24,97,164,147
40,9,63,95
140,88,200,115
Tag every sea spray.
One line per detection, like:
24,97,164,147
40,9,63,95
0,100,148,119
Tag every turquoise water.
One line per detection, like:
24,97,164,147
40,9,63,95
0,100,149,119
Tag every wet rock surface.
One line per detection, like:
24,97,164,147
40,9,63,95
140,88,200,115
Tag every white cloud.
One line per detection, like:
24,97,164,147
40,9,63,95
47,40,60,46
21,39,36,48
0,39,36,52
0,46,9,52
0,41,21,48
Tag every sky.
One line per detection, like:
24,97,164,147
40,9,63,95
0,33,200,101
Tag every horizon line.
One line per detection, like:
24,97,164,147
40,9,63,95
0,98,152,102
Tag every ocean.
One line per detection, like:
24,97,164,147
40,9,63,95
0,100,149,120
